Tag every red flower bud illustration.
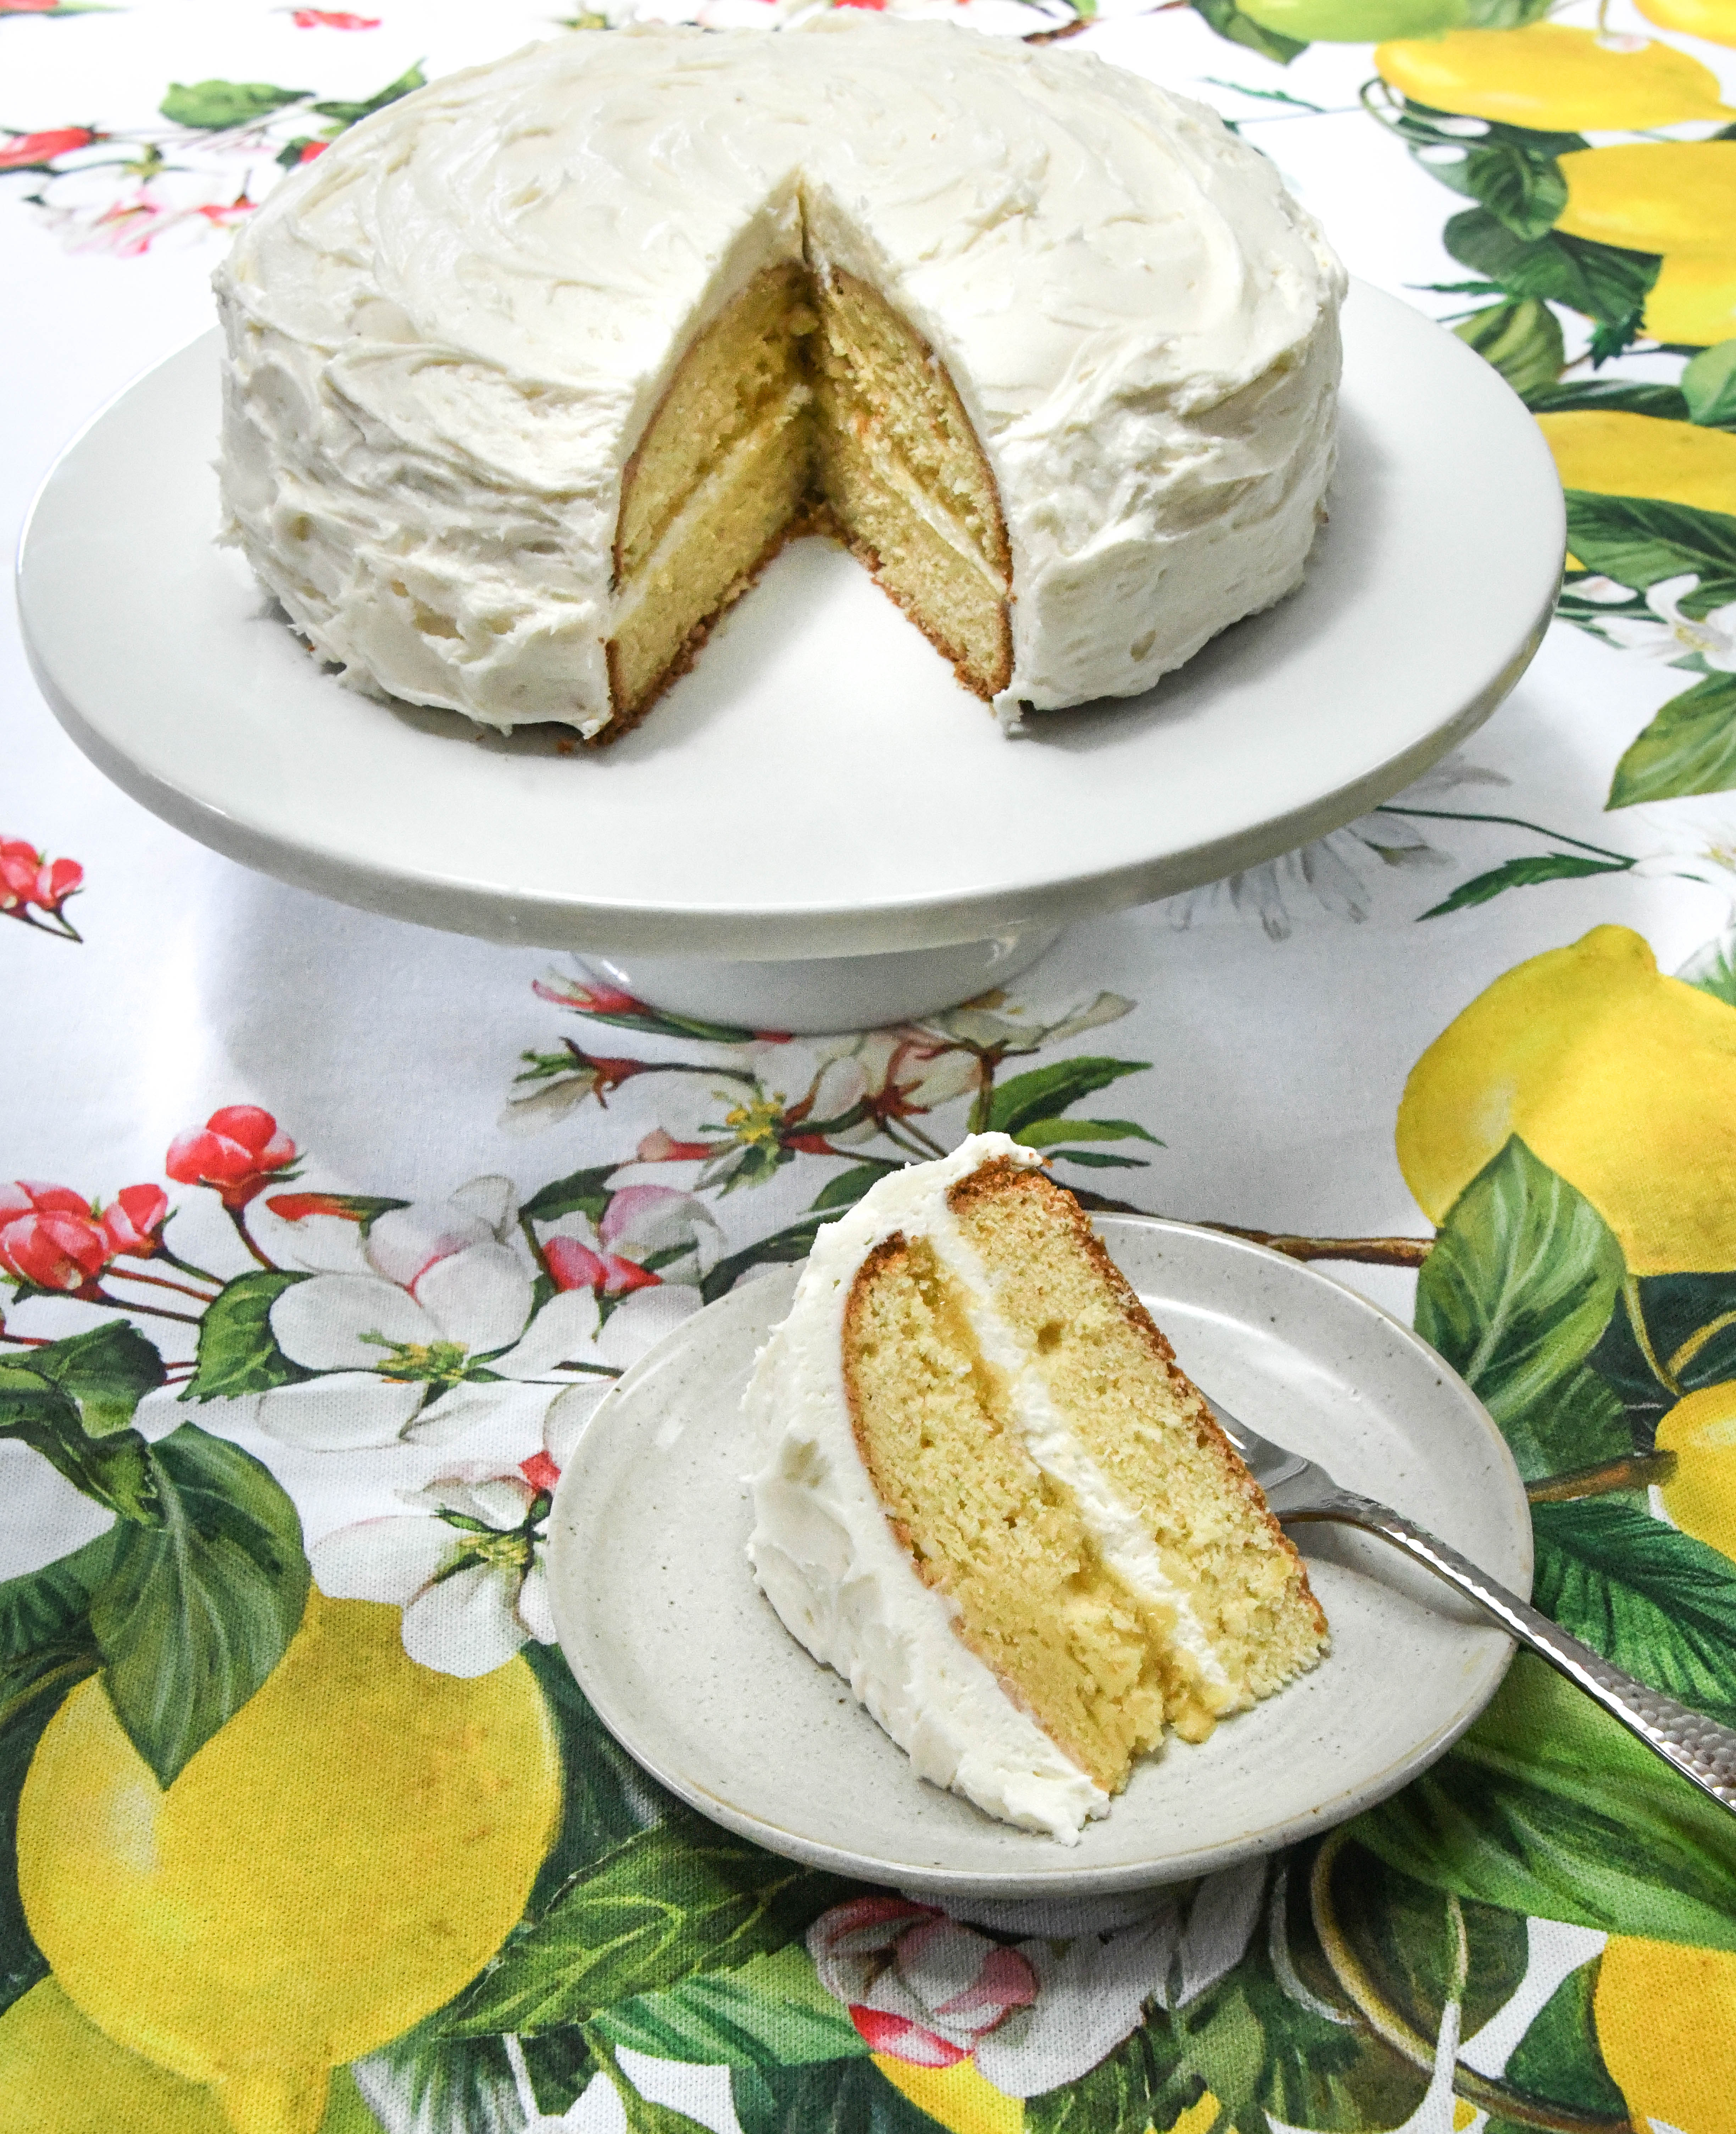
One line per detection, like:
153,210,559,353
0,126,97,171
99,1183,170,1260
166,1105,298,1210
0,1183,109,1294
809,1898,1037,2068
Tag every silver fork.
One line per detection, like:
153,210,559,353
1206,1390,1736,1814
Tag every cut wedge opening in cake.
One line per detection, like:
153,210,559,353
745,1136,1328,1841
607,231,1014,740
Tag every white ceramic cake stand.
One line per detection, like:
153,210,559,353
17,281,1562,1033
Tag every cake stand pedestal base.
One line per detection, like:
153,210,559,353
580,922,1063,1034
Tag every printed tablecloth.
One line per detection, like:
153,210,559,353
8,0,1736,2126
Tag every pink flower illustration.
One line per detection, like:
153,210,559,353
0,127,97,171
808,1899,1037,2068
98,1183,170,1260
0,1,66,13
166,1106,299,1210
0,1183,109,1294
1,837,84,939
533,978,641,1018
288,5,382,21
546,1236,661,1300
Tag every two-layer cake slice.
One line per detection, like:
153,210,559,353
745,1134,1326,1841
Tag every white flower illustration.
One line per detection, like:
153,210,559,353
1166,756,1507,941
1579,572,1736,672
311,1458,560,1677
251,1178,598,1450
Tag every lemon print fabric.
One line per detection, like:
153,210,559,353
1239,0,1464,45
1537,408,1736,518
1396,925,1736,1276
1556,141,1736,262
1656,1384,1736,1557
1595,1939,1736,2134
17,1594,561,2134
1376,24,1731,131
1637,0,1736,43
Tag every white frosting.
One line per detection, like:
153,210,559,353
215,19,1345,737
745,1132,1231,1842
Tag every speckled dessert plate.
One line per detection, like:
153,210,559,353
546,1215,1531,1898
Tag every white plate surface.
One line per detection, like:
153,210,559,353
547,1216,1531,1897
16,285,1562,960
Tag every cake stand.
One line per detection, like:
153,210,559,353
17,281,1563,1033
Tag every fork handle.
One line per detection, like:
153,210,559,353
1284,1489,1736,1813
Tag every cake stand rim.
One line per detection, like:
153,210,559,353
16,280,1565,962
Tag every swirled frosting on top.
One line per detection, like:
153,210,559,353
216,18,1345,734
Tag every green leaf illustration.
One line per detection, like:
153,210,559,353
0,1537,109,1672
732,2059,945,2134
1354,1652,1736,1947
519,1166,618,1228
1608,672,1736,808
1589,1269,1736,1441
1444,209,1658,350
1463,0,1556,24
985,1057,1151,1138
90,1425,309,1786
352,2018,535,2134
0,1356,157,1522
1453,300,1564,397
1418,852,1632,919
182,1269,314,1401
1318,1841,1529,2060
597,1944,864,2067
1526,376,1695,424
1025,2016,1185,2134
1679,926,1736,1008
1461,143,1568,242
1491,1957,1625,2127
447,1816,853,2036
0,1540,114,2021
1683,339,1736,429
700,1214,832,1305
160,79,310,129
1532,1497,1736,1724
811,1159,903,1212
24,1320,165,1439
1187,0,1306,65
1563,490,1736,613
523,1642,666,1908
1414,1137,1629,1482
311,61,426,128
1012,1116,1162,1150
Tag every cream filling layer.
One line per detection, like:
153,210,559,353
828,398,1008,597
917,1194,1234,1710
746,1135,1112,1842
608,381,814,641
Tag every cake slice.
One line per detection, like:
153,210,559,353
745,1134,1327,1842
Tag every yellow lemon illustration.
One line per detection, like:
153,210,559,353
0,1978,233,2134
1535,407,1736,515
1557,140,1736,259
1637,0,1736,44
1376,25,1730,132
1647,253,1736,348
873,2057,1024,2134
1396,925,1736,1276
1656,1384,1736,1559
17,1594,560,2134
1594,1937,1736,2134
1239,0,1464,43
